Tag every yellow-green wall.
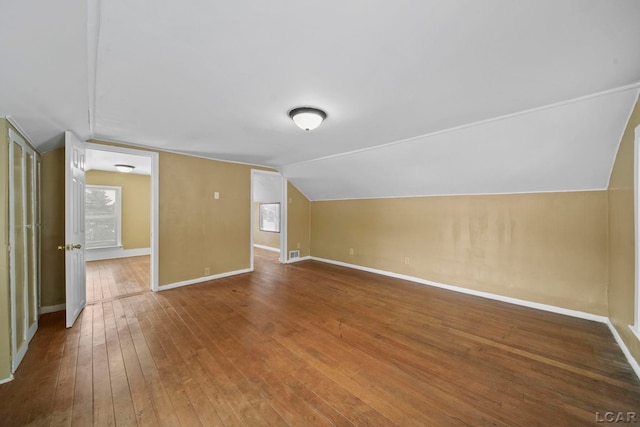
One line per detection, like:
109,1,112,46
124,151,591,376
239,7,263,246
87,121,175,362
608,96,640,365
40,145,273,303
311,191,609,315
253,202,280,249
158,152,270,285
0,119,11,380
287,183,311,259
86,170,150,250
40,148,65,308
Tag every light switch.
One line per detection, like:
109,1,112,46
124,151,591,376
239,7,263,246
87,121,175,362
214,192,220,199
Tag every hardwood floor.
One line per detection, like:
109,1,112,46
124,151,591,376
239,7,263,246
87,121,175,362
86,256,151,303
1,248,639,426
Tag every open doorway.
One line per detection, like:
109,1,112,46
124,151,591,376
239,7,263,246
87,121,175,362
84,146,155,303
251,170,286,269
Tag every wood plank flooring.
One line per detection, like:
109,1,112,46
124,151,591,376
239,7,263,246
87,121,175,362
86,256,151,303
1,248,639,426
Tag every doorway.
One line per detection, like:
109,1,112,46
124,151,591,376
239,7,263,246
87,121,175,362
251,170,286,270
84,143,158,303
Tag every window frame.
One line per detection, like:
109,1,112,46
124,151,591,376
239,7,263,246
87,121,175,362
85,184,122,249
259,202,280,233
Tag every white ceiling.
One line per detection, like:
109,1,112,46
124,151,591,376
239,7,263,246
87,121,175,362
253,172,283,203
86,149,152,175
2,1,640,200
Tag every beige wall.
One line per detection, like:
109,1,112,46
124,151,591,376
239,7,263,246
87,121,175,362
608,96,640,365
86,170,150,250
158,152,270,285
253,202,280,249
0,119,11,380
287,183,311,259
40,148,65,307
311,191,609,315
41,144,272,302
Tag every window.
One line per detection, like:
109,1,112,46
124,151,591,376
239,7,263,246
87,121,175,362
259,203,280,233
85,185,121,248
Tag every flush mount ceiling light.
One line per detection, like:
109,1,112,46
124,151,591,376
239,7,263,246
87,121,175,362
114,164,135,173
289,107,327,131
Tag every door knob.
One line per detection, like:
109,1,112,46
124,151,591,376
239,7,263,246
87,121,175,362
57,245,66,251
72,244,82,250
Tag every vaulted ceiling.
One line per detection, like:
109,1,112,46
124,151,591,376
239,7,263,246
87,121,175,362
1,1,639,200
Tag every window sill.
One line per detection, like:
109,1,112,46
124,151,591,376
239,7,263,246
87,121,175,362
87,245,123,250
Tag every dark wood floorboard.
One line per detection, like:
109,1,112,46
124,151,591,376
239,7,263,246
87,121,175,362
1,248,639,426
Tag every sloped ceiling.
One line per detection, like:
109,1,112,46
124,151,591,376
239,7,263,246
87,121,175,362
0,1,91,150
1,1,640,200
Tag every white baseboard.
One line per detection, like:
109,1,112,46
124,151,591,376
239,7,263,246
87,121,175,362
0,375,14,385
253,244,280,253
285,256,312,264
311,257,608,323
86,247,151,261
27,322,37,344
39,304,66,315
159,268,252,291
310,257,640,379
12,340,29,373
607,322,640,380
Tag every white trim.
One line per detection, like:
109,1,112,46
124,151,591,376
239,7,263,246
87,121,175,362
0,375,14,385
635,125,640,333
85,247,151,261
158,268,252,291
6,116,36,150
629,325,640,343
253,244,280,253
85,142,159,292
92,135,274,169
39,304,66,315
7,128,40,375
12,340,28,374
285,83,640,170
8,135,17,373
309,256,640,376
607,90,640,189
306,188,608,203
251,169,286,266
607,322,640,380
282,178,288,263
26,322,37,344
284,255,312,264
310,257,609,323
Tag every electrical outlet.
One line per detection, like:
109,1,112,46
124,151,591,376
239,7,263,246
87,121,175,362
349,248,354,256
404,257,410,265
204,267,210,276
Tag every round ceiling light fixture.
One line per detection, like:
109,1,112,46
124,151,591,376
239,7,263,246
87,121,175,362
289,107,327,131
114,164,135,173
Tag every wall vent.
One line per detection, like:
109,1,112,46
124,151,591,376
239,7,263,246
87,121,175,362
289,250,300,259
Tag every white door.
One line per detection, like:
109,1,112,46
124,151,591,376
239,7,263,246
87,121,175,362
64,131,86,328
8,129,39,372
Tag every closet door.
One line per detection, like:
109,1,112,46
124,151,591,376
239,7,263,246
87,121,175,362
8,129,38,373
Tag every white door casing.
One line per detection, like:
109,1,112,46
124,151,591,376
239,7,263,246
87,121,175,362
64,131,86,328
